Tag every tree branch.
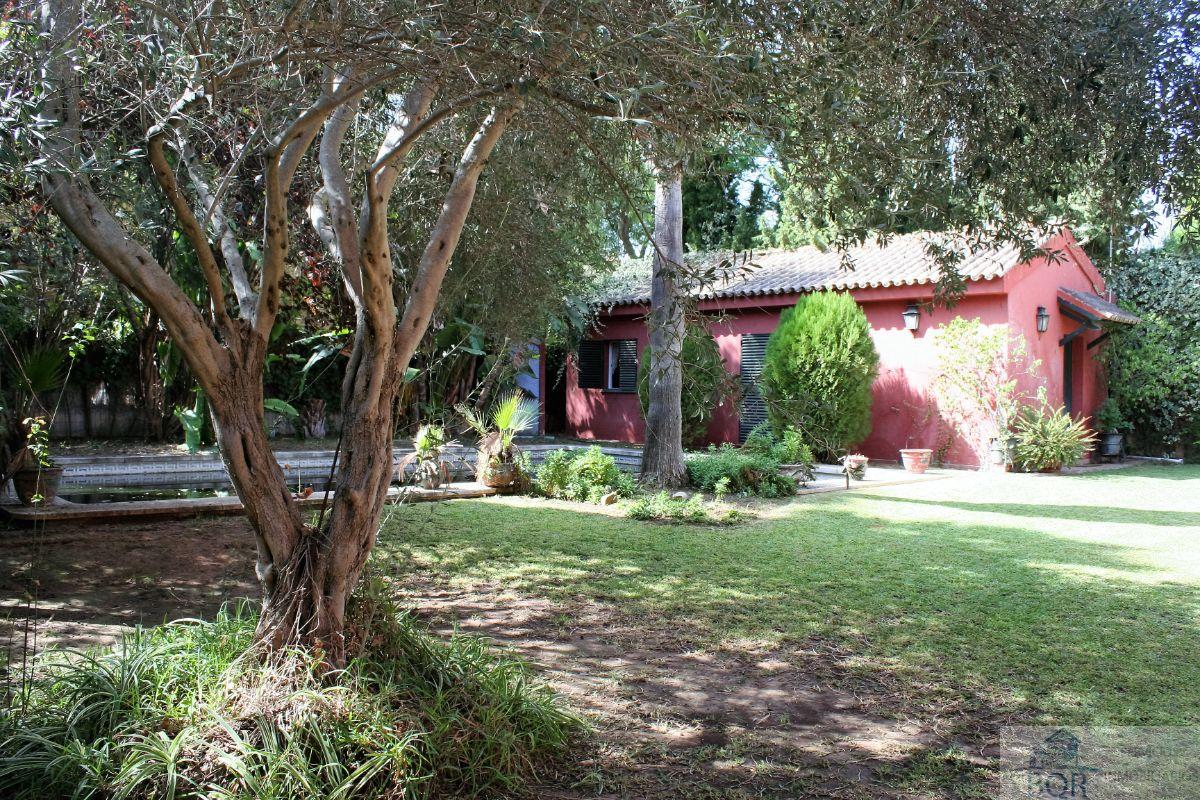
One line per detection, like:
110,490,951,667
392,99,522,368
146,132,236,337
178,139,257,318
39,0,227,386
366,82,508,182
312,66,365,304
255,66,406,337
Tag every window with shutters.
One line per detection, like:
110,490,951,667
606,339,638,392
577,339,637,391
739,333,771,442
577,340,604,389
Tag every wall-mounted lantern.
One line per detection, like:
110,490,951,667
1036,306,1050,334
902,303,921,332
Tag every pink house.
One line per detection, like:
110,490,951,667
540,229,1139,468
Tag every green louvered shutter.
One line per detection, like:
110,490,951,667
615,339,638,392
577,340,604,388
739,333,770,442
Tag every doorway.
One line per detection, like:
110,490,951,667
543,348,568,435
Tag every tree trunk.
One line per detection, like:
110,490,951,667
640,160,688,489
202,345,310,643
137,315,166,442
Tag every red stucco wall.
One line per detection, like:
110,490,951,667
1002,229,1108,424
562,230,1109,468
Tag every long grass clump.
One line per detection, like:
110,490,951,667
0,589,581,799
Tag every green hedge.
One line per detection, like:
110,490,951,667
1102,253,1200,456
685,444,796,497
534,446,636,502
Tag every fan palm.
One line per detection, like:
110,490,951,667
456,390,537,465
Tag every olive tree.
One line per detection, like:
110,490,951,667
14,0,776,663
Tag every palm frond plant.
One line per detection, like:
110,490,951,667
400,424,457,489
13,343,68,404
456,391,538,489
0,268,26,287
1012,402,1097,472
1,343,68,502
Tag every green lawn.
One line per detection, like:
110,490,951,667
377,464,1200,727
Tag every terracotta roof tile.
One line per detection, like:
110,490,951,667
1057,287,1141,325
603,232,1024,305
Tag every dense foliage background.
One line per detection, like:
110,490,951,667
1102,252,1200,457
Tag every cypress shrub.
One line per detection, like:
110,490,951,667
760,291,879,459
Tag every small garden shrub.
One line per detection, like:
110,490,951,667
760,290,879,460
534,447,635,502
626,491,747,525
0,591,581,800
741,423,777,456
742,423,815,484
1011,402,1097,471
685,444,796,497
637,322,739,445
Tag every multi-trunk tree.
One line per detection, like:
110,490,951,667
16,0,781,663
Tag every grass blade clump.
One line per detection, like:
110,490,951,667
0,590,581,800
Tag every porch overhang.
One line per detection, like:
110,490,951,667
1056,287,1140,347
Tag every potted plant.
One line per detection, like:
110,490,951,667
1095,398,1127,458
1,342,67,500
899,447,933,473
456,391,538,490
406,423,454,489
844,453,869,480
10,416,63,506
1011,402,1097,472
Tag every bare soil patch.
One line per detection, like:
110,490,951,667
393,578,976,799
0,517,257,664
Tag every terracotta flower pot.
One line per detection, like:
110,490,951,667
12,466,64,506
480,461,517,489
899,448,933,474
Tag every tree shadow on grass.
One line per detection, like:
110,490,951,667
404,582,932,799
380,496,1200,796
0,517,258,665
863,494,1200,527
380,497,1200,732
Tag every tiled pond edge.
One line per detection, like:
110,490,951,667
56,443,645,488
